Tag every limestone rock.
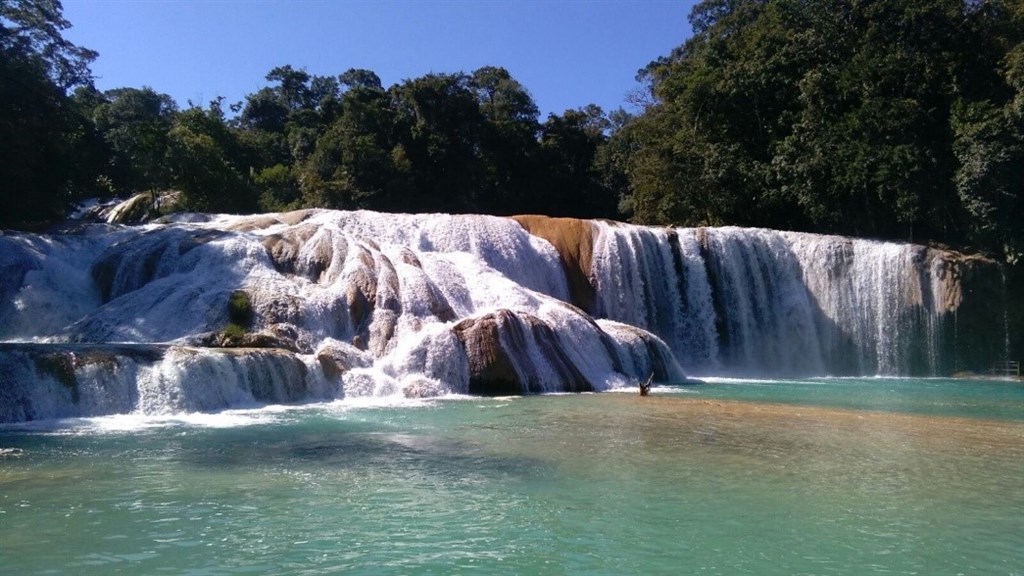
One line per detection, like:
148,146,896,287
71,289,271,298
105,191,180,224
512,214,597,312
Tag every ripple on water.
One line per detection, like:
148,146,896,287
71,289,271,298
1,389,1022,575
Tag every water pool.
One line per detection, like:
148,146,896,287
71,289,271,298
2,378,1022,575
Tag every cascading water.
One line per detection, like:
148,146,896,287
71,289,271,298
0,210,688,422
585,222,1000,377
0,208,1005,422
0,343,334,422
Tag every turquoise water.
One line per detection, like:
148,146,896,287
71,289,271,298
2,378,1022,575
678,376,1024,420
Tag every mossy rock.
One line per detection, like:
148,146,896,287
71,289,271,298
227,290,253,328
223,322,247,341
32,353,78,402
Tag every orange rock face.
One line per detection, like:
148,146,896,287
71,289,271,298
511,215,597,313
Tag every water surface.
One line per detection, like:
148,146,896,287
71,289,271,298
2,378,1022,575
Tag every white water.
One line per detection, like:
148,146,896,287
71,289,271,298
0,210,988,422
590,223,964,377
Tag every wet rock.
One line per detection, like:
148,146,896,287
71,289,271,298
315,339,372,380
512,215,597,312
192,329,301,352
105,191,180,224
453,309,595,396
453,311,522,396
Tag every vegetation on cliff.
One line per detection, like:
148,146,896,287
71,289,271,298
2,0,1021,264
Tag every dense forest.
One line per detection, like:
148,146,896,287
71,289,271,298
1,0,1021,263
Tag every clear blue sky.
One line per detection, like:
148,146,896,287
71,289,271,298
62,0,696,117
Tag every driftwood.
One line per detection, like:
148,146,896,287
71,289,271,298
639,373,653,396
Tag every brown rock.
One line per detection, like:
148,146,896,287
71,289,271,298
261,223,322,277
453,310,522,396
453,309,595,395
226,209,318,233
511,215,597,312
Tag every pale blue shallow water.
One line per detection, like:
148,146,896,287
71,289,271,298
674,376,1024,420
2,378,1022,575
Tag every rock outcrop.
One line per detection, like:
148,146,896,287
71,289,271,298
104,190,181,224
453,309,596,395
0,343,333,423
512,215,597,312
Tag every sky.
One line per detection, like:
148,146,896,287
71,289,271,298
61,0,697,118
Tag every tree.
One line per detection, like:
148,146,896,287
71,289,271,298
299,72,412,210
254,163,300,212
950,0,1024,262
92,87,178,194
0,0,98,226
0,0,96,90
238,65,343,177
389,73,488,212
339,68,382,91
536,106,618,218
239,87,289,133
468,66,541,214
616,0,1022,260
167,105,252,213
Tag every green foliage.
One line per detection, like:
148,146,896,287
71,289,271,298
290,66,617,217
92,87,178,194
167,106,252,213
389,72,490,212
468,66,542,214
0,0,96,90
254,164,300,212
536,106,618,218
0,0,98,226
951,100,1023,262
614,0,1023,260
298,76,409,210
222,322,247,341
227,290,253,328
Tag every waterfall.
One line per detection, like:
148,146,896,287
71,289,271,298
586,223,993,377
0,209,1004,422
0,343,334,422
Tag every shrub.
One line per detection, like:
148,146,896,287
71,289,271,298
227,290,253,328
222,322,246,341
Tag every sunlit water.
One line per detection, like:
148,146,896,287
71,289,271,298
2,378,1022,575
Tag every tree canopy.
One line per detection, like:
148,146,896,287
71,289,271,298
1,0,98,225
1,0,1019,263
615,0,1022,261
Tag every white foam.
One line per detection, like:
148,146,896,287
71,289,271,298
0,209,976,423
0,408,282,434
